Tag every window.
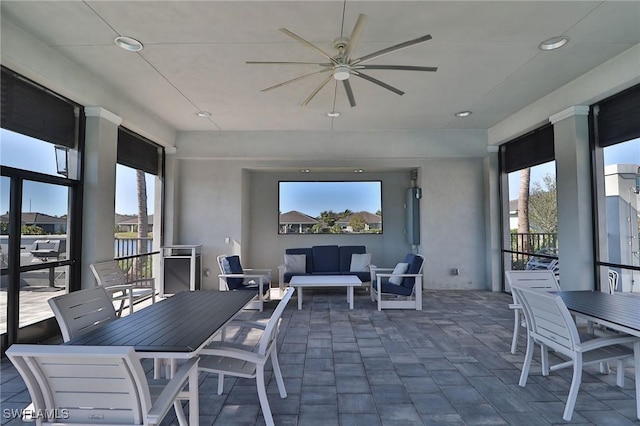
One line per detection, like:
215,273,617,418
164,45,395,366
278,181,382,234
500,124,558,283
0,67,83,349
592,83,640,293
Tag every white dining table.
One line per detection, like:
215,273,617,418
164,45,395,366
557,291,640,420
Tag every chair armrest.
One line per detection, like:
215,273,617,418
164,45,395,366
576,335,640,352
219,273,268,280
199,344,264,364
127,277,155,289
375,273,422,278
227,320,267,330
242,268,271,275
509,303,522,310
147,357,199,424
103,284,134,293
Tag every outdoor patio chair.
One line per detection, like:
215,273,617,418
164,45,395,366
6,344,198,426
505,270,560,354
90,260,156,316
48,286,118,342
608,270,619,294
513,286,637,421
217,254,271,311
198,286,295,426
369,253,424,310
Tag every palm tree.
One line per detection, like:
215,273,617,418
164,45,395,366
518,168,531,254
134,170,149,277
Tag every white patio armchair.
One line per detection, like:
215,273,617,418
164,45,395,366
217,254,271,311
505,270,560,354
90,260,156,316
369,253,424,310
513,286,637,421
198,286,295,426
6,344,199,426
48,286,118,342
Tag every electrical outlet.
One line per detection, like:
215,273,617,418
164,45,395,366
451,268,459,276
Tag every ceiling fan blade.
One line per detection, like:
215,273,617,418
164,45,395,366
352,71,404,96
302,74,334,106
353,34,432,65
261,68,331,92
343,79,356,107
343,13,368,62
279,28,338,65
247,61,328,66
359,65,438,72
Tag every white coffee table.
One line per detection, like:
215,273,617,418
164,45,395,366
289,275,362,310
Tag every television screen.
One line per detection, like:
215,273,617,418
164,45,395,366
278,181,382,234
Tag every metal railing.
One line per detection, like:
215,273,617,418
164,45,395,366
114,237,153,258
508,232,558,271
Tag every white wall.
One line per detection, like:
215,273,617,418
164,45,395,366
174,130,490,290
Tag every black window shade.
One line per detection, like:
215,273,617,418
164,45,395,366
501,124,555,173
117,127,161,175
594,83,640,148
1,67,78,148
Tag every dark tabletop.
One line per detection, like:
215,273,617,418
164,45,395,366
65,290,256,352
557,291,640,334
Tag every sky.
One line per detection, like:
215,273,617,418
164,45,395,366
0,128,154,216
279,181,382,218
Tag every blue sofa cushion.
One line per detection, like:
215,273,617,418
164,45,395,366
402,254,424,290
339,246,366,272
285,248,314,273
372,278,413,296
223,255,244,289
283,271,309,283
312,245,340,273
346,270,371,283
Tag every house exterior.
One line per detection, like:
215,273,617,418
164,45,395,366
335,211,382,233
278,211,319,234
115,214,154,233
0,212,67,235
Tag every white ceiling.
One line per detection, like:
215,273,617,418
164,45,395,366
2,1,639,132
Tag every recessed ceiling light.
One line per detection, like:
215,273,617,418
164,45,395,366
326,111,341,118
455,111,472,117
300,169,310,173
196,111,212,118
354,169,364,173
114,36,143,52
538,36,569,51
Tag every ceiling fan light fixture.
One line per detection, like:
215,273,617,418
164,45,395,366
114,36,143,52
326,111,341,118
333,66,351,81
455,111,472,117
539,36,569,51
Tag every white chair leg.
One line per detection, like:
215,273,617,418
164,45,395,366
615,360,625,387
541,345,549,376
563,358,582,421
270,350,287,398
519,335,534,387
511,310,520,354
217,373,225,395
600,361,610,374
256,365,275,426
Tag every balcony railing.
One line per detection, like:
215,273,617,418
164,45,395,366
509,232,558,271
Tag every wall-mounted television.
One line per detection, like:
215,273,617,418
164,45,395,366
279,181,382,235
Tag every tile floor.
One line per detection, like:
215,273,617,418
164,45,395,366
1,289,638,425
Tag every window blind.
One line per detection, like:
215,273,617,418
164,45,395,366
117,127,161,175
594,83,640,148
1,67,78,148
500,123,555,173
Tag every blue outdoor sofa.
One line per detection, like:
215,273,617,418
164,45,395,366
277,245,372,288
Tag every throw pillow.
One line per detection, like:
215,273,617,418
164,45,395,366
350,253,372,272
389,262,409,285
284,254,306,273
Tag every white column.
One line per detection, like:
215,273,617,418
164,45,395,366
484,145,502,291
82,107,121,288
550,106,593,290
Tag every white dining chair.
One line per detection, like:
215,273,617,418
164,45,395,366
198,286,295,426
6,344,198,426
505,270,560,354
90,260,156,316
513,287,637,421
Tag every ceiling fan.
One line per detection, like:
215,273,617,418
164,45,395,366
247,13,437,107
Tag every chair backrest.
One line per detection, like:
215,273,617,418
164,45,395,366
258,287,295,355
608,270,619,294
48,286,117,341
6,344,151,425
90,260,127,288
512,287,579,357
400,253,424,290
505,270,559,305
217,254,245,289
